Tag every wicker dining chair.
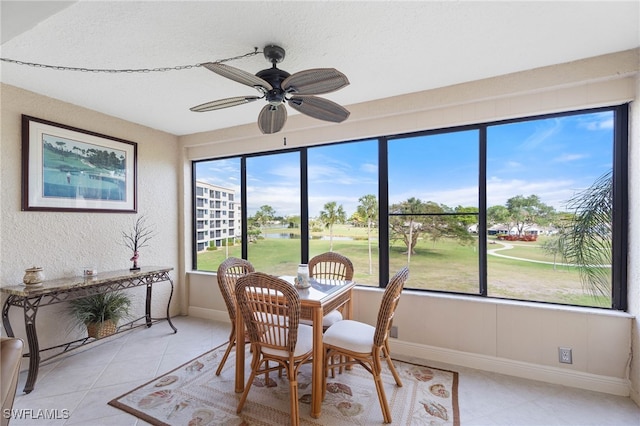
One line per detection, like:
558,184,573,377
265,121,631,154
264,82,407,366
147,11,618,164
303,251,354,329
322,267,409,424
215,257,255,376
235,272,313,426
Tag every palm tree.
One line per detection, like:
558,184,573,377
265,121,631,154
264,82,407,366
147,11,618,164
557,170,612,298
319,201,346,251
357,194,378,274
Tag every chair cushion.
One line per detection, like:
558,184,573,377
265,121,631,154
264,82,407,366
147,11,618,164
322,310,343,327
300,309,343,328
323,320,374,353
262,324,314,358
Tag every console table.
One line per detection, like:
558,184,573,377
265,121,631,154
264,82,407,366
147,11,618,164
1,266,177,393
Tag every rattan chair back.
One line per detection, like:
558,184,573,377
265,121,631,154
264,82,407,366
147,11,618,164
235,273,312,425
235,272,301,354
214,257,255,376
308,251,354,282
322,266,409,423
217,257,255,323
373,267,410,347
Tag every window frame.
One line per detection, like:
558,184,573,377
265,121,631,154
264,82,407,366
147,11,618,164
192,104,628,311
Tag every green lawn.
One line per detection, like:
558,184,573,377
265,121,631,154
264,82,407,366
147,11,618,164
197,225,611,308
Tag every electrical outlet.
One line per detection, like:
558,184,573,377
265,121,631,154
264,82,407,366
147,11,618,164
390,326,398,338
559,347,572,364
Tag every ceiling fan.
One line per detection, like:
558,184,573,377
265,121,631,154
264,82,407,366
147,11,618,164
190,45,351,134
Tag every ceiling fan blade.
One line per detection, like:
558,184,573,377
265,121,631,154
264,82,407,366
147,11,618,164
190,96,261,112
201,62,273,91
282,68,349,95
258,104,287,134
288,95,350,123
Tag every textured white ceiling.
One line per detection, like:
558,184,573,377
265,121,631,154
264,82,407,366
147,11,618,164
1,1,638,136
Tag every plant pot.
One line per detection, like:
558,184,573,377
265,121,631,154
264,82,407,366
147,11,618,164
86,320,117,339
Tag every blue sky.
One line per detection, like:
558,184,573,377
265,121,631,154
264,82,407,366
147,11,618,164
197,110,613,217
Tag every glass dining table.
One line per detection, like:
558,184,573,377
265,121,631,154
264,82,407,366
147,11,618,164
234,275,356,419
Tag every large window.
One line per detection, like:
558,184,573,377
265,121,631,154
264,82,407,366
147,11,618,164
388,130,479,292
193,158,241,269
307,140,379,285
245,152,301,276
486,112,616,306
193,105,627,310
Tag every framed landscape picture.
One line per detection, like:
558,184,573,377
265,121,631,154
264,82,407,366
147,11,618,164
22,115,137,212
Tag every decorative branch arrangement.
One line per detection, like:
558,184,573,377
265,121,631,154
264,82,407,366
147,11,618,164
122,215,155,270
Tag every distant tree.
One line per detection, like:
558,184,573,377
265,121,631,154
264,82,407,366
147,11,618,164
357,194,378,274
487,205,510,227
309,219,324,233
348,211,365,227
319,201,346,251
390,197,426,264
540,236,564,270
254,205,276,229
246,217,262,243
505,194,555,236
454,206,479,227
389,197,473,264
287,215,301,229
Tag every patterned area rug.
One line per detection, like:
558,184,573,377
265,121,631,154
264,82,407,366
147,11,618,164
109,343,459,425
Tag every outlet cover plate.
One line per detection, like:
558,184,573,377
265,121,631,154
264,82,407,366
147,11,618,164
390,326,398,338
559,347,573,364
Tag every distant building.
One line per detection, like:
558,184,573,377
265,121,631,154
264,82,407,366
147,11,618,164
195,181,241,252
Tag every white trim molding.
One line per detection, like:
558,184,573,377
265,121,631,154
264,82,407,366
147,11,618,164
390,339,631,397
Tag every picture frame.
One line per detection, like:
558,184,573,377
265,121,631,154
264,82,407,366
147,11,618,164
22,115,137,213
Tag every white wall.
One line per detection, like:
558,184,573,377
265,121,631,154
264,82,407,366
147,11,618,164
628,71,640,404
181,49,639,398
0,84,181,351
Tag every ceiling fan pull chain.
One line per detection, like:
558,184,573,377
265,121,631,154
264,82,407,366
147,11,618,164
0,49,261,74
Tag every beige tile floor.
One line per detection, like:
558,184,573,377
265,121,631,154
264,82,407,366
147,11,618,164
7,315,640,425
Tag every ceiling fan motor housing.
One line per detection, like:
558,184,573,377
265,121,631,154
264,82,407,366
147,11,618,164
256,67,291,106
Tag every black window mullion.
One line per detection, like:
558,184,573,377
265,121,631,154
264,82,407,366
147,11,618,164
191,162,198,269
479,126,488,296
241,156,248,260
612,104,628,310
300,148,309,264
379,137,389,287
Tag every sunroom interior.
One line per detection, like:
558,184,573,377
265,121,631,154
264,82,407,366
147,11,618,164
1,0,640,412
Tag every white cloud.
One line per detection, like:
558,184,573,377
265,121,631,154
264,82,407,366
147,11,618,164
518,118,562,150
553,153,588,163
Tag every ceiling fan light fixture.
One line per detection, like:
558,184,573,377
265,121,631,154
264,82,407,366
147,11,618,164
191,45,350,133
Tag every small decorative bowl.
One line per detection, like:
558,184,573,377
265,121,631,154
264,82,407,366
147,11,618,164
23,266,44,286
83,267,98,277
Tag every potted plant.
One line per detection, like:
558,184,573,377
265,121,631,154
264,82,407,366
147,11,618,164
68,291,132,339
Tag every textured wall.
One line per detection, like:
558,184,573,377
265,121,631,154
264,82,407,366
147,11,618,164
0,84,181,350
182,50,639,396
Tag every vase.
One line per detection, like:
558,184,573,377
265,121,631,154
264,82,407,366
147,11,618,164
23,267,45,286
296,264,310,288
130,250,140,271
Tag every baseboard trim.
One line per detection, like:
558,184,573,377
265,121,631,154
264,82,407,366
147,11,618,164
187,309,630,396
391,340,631,397
187,307,230,323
